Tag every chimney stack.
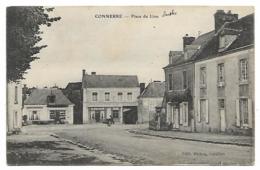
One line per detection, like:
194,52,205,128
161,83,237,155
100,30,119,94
140,83,146,94
82,69,86,76
183,34,195,50
214,10,238,32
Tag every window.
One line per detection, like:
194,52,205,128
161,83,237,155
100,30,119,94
31,111,39,120
198,99,208,123
218,99,225,109
118,92,123,101
113,110,119,118
105,92,110,101
47,95,56,104
180,102,189,126
92,92,98,101
240,99,248,125
50,110,66,120
240,59,248,82
183,71,187,89
218,63,225,83
200,67,206,87
14,86,18,104
127,92,132,101
168,74,173,90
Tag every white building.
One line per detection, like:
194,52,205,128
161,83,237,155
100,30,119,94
23,88,74,124
7,82,23,133
138,81,165,123
82,71,140,124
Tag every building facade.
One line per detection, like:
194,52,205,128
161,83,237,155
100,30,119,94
7,82,23,133
82,71,140,124
23,88,74,124
194,13,254,134
138,81,165,123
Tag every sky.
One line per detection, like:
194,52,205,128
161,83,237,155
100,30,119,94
22,6,254,88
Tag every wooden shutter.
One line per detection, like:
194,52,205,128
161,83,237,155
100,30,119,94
179,103,183,125
205,100,209,123
197,100,201,122
236,99,240,127
248,99,253,128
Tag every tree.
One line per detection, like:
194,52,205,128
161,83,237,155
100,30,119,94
7,7,61,82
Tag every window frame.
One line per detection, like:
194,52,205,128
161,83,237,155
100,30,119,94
92,92,98,101
217,63,225,84
182,71,187,90
239,58,248,83
127,92,132,101
105,92,110,101
118,92,123,101
200,67,207,88
14,86,18,104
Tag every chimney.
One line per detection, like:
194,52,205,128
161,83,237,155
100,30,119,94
82,69,86,76
91,72,96,75
183,34,195,50
214,10,238,32
140,83,145,94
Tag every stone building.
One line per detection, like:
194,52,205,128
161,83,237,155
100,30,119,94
23,88,74,124
161,10,254,135
82,70,140,124
138,81,165,123
194,12,254,134
7,82,23,133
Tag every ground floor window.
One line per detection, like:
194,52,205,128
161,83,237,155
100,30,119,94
198,99,209,123
180,102,188,126
113,110,119,118
49,110,66,120
240,98,248,125
30,111,39,120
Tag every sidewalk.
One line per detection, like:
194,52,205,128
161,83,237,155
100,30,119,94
128,128,254,147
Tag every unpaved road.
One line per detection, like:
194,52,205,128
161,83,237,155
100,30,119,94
8,124,254,165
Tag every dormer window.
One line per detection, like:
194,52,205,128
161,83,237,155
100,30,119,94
219,34,237,52
47,95,56,104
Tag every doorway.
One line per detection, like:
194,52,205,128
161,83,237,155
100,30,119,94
95,111,101,122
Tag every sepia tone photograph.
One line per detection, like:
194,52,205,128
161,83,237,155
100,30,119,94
6,6,254,165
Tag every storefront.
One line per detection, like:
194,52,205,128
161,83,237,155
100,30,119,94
88,107,122,123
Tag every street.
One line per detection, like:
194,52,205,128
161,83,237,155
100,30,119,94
14,124,254,165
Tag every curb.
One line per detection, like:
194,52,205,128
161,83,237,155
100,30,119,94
128,130,253,147
50,133,95,150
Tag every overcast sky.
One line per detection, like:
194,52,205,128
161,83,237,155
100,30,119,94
22,6,254,88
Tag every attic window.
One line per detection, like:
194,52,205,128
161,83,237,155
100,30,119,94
47,95,56,104
219,34,237,51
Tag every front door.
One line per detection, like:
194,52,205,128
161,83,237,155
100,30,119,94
95,111,100,122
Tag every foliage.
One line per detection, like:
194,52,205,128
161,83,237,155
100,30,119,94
7,7,61,82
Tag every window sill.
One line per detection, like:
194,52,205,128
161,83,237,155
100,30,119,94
217,82,225,87
239,81,249,85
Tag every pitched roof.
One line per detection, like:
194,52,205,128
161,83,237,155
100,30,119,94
225,13,254,51
195,13,254,61
139,81,165,98
164,30,215,68
83,74,139,88
164,13,254,68
65,82,82,90
24,88,73,105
